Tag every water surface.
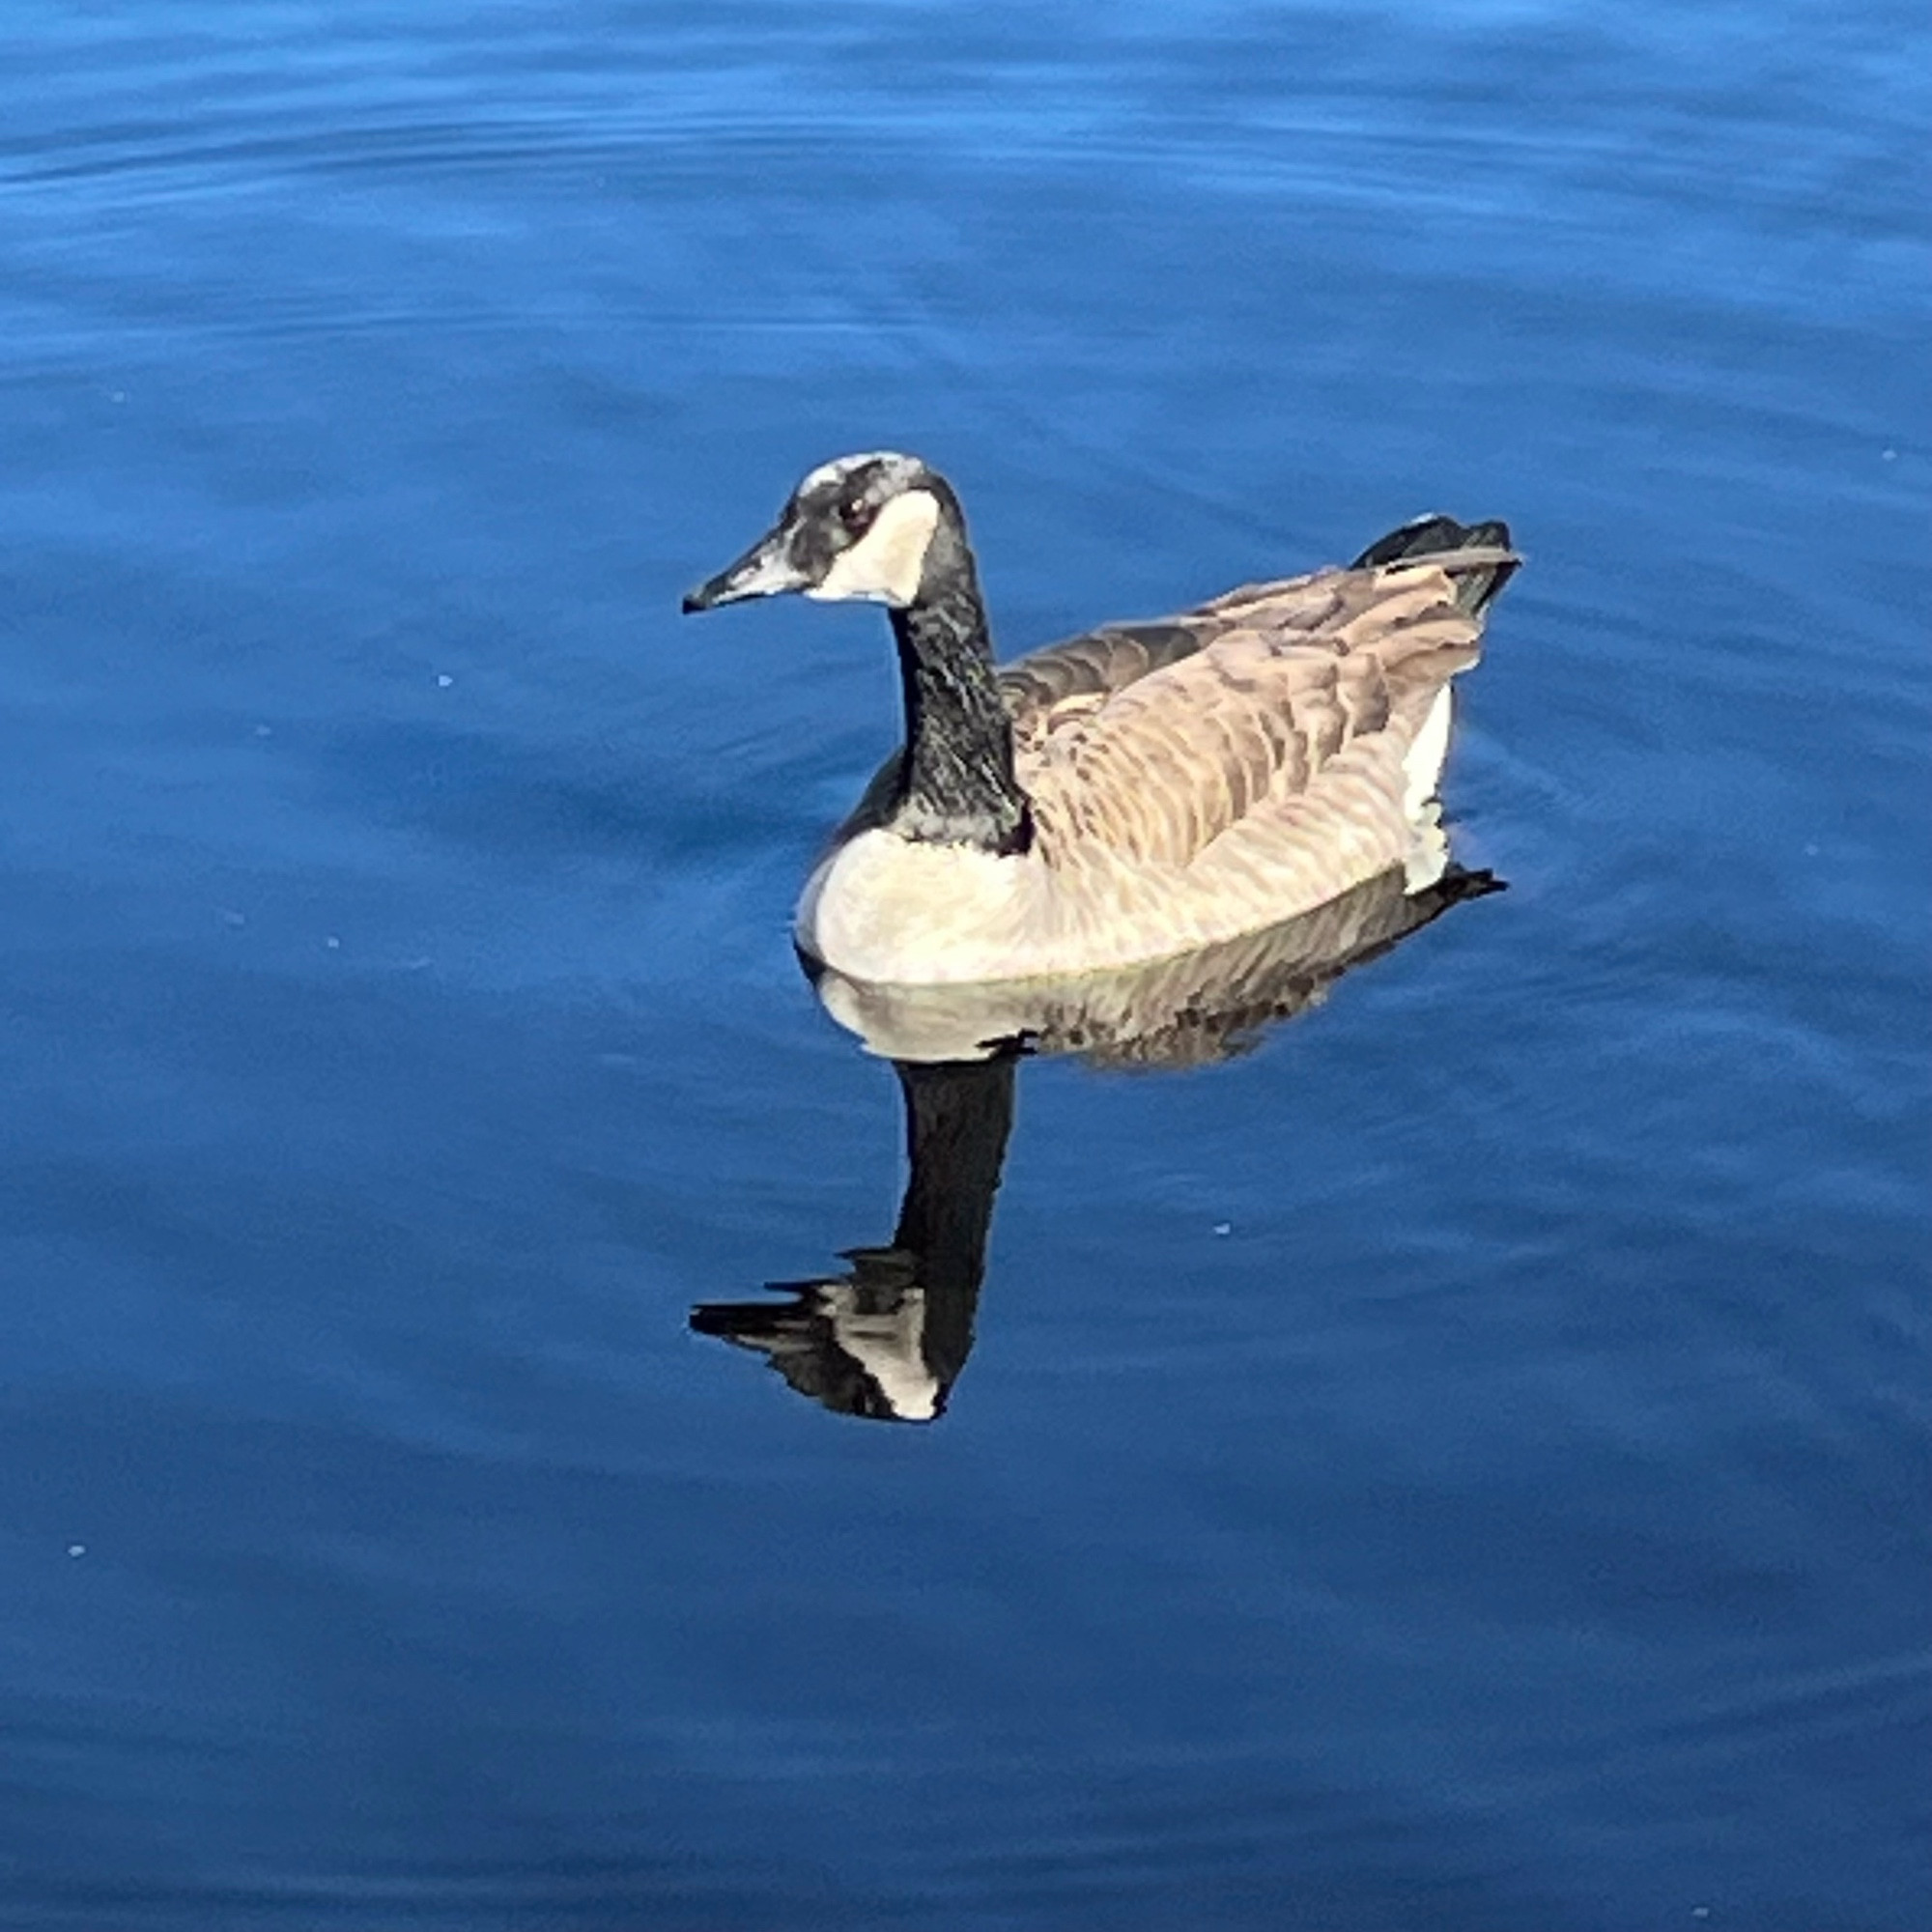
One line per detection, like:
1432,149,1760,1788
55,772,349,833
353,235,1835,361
2,2,1927,1926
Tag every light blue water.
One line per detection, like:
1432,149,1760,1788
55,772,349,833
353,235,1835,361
2,3,1927,1926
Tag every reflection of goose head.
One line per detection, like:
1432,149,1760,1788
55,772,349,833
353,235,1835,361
693,864,1501,1421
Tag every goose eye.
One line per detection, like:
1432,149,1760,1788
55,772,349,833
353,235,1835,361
838,495,875,537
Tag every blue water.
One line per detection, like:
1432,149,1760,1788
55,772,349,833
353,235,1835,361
3,2,1927,1925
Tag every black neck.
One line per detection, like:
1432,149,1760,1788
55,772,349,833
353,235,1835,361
887,530,1032,855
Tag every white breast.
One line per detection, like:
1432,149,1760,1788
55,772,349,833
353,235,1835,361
796,829,1036,984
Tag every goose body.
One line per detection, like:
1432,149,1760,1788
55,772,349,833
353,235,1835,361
684,453,1517,986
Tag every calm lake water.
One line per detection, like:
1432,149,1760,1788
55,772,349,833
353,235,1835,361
3,3,1927,1926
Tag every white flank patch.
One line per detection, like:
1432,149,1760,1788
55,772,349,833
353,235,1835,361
1404,803,1450,893
1402,687,1454,819
809,490,941,607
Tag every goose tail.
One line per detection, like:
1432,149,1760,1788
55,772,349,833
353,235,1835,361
1352,514,1520,616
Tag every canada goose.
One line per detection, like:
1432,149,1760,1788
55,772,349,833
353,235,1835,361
691,867,1497,1422
683,453,1517,984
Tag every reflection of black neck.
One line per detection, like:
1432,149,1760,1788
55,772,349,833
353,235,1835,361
889,1056,1016,1385
887,523,1032,855
689,1054,1016,1423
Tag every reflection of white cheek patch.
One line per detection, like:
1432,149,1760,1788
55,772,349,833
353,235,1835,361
823,1282,938,1422
809,490,940,606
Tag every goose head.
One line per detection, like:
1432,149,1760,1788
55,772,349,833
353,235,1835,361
682,451,961,613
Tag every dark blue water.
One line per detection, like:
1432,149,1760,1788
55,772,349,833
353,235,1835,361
3,3,1927,1926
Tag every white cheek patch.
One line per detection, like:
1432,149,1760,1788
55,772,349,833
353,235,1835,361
809,490,941,606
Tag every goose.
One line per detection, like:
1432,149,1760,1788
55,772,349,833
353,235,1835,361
683,452,1517,985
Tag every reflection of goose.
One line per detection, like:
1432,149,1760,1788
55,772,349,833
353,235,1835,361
691,866,1497,1422
684,451,1516,984
692,1057,1014,1423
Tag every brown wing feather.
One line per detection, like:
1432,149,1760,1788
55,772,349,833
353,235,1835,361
1014,557,1495,870
998,620,1208,752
